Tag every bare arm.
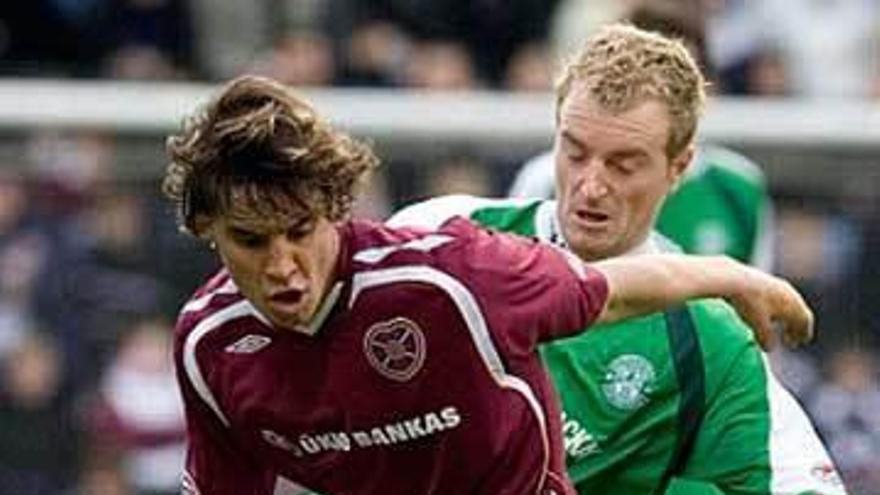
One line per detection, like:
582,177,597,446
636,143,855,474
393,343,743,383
592,254,813,351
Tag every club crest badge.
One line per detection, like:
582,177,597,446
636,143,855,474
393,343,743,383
363,317,426,382
601,354,656,411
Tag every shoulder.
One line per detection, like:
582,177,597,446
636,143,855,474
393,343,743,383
173,271,265,382
173,273,269,426
351,217,536,275
349,217,577,304
386,194,540,230
507,150,556,199
175,270,244,339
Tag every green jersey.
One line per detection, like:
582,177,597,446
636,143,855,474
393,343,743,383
656,146,774,271
388,195,845,495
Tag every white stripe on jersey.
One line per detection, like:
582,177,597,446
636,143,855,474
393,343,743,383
182,278,238,314
273,476,312,495
353,234,454,264
349,265,551,492
183,299,261,427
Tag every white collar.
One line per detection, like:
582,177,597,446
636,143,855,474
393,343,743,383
245,281,344,336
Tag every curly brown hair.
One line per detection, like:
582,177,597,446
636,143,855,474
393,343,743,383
162,75,379,236
556,23,706,158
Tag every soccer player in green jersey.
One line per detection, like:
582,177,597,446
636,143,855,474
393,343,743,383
389,24,847,495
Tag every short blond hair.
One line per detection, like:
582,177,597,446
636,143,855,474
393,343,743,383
556,23,706,158
163,75,378,236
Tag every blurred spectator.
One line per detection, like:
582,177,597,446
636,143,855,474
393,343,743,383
87,317,184,495
50,184,168,386
339,20,410,86
26,130,115,219
102,44,182,80
187,0,271,79
809,348,880,493
77,456,133,495
775,205,863,348
548,0,630,65
744,47,790,97
776,207,861,287
626,1,713,81
248,31,336,87
708,0,880,98
329,0,560,88
96,0,195,79
402,40,477,90
422,155,493,198
504,42,554,92
0,175,53,360
0,332,79,494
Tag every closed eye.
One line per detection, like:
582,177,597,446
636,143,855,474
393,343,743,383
286,218,315,240
560,131,587,161
229,228,268,248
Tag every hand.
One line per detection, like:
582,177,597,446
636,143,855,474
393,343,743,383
724,265,814,351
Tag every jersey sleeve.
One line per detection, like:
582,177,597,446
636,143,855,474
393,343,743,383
438,218,609,355
680,301,846,495
174,318,276,495
387,194,509,230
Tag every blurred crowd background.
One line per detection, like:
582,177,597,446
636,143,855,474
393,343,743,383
0,0,878,494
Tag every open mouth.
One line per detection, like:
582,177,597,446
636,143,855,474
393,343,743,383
269,289,304,305
576,210,610,223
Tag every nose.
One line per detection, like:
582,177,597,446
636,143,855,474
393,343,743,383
264,235,298,282
579,160,611,199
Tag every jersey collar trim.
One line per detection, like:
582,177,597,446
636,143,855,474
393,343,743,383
297,281,343,336
290,222,352,336
247,282,344,336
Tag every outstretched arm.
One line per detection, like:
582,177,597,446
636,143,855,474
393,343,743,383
592,254,813,351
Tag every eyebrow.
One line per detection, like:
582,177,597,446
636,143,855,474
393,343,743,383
227,225,266,237
227,217,313,237
560,130,586,152
609,149,649,160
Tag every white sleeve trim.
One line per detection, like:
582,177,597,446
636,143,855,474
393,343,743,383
183,299,259,427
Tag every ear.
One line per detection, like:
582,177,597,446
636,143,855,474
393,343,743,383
191,214,216,243
668,144,695,189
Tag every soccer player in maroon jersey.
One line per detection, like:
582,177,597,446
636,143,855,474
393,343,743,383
161,75,812,495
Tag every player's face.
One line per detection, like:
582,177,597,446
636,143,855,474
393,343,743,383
205,213,341,332
555,83,691,261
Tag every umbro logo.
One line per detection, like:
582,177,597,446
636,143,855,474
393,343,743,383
225,334,272,354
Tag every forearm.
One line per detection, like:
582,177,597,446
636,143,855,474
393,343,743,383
593,254,744,324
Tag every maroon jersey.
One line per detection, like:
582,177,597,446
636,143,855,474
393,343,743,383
174,217,608,495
